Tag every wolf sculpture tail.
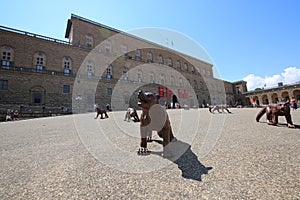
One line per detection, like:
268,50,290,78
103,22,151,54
256,107,266,122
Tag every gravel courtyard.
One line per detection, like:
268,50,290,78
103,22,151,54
0,108,299,199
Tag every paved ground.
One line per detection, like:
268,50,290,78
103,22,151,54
0,108,299,199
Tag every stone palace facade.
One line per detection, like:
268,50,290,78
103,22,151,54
0,14,263,117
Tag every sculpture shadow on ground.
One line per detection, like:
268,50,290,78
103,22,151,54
277,123,300,129
258,122,300,129
152,139,213,182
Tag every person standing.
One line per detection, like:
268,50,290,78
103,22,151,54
291,97,297,110
5,109,12,121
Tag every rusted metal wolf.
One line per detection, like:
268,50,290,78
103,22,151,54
256,100,294,128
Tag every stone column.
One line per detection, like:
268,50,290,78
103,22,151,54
289,90,294,99
267,93,272,104
258,95,263,106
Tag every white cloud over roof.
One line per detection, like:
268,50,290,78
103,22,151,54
244,67,300,91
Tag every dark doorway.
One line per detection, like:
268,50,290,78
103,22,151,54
172,95,178,109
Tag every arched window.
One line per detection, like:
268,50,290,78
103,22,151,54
121,45,127,57
106,65,112,79
158,55,163,64
105,40,111,52
34,52,46,72
1,46,14,68
179,77,183,87
199,81,204,89
137,70,143,82
160,74,166,85
149,72,155,83
194,80,198,89
135,49,141,60
87,61,94,78
167,58,173,67
86,34,93,47
147,52,153,63
207,70,211,77
183,63,188,71
171,76,175,86
176,60,181,70
63,57,72,75
123,67,128,80
191,66,195,73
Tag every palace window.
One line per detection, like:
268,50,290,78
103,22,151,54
1,46,14,69
135,49,141,60
176,60,181,70
106,65,112,79
147,52,153,63
86,35,93,47
207,70,211,77
149,72,155,83
63,85,70,94
167,58,173,67
179,77,183,87
171,76,175,86
191,66,195,73
121,45,127,57
107,88,112,95
105,40,111,52
194,80,198,89
199,81,204,89
63,57,72,75
34,52,46,72
32,92,42,104
0,80,8,90
158,55,163,64
87,61,93,78
123,67,128,80
160,74,166,85
30,86,45,105
137,70,143,83
183,63,188,71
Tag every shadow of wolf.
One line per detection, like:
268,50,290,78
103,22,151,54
152,139,212,181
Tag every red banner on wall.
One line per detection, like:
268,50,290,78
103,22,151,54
166,88,172,98
184,89,188,99
178,89,182,99
159,86,164,97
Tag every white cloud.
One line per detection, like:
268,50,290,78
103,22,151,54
282,67,300,84
243,67,300,91
243,74,264,91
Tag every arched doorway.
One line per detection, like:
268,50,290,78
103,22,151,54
281,91,289,101
172,94,178,109
293,89,300,102
246,97,251,105
30,86,45,105
271,93,278,103
262,95,269,105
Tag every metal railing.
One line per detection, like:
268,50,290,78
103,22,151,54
0,25,70,45
1,65,75,77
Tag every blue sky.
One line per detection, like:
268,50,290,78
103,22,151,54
1,0,299,90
